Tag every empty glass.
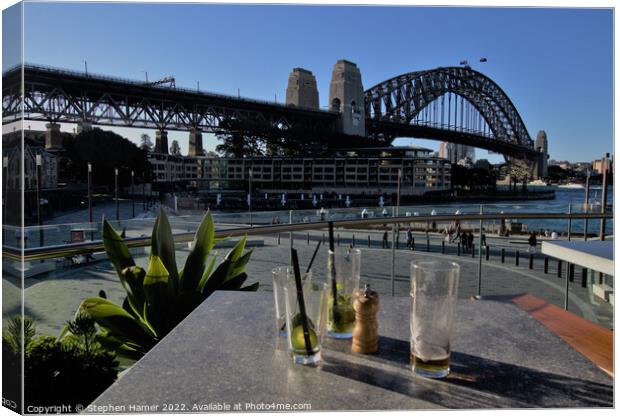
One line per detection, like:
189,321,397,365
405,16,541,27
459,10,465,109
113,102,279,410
326,248,361,339
410,260,460,378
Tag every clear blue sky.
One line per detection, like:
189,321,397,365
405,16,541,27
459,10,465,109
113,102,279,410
10,2,615,162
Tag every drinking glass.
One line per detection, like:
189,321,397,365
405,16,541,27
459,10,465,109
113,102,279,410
326,248,361,338
284,281,329,365
272,267,312,337
410,260,460,378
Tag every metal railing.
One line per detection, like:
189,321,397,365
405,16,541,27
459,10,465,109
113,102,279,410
4,211,612,262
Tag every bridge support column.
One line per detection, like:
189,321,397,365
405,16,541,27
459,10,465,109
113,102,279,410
76,119,93,134
188,128,204,156
45,123,62,149
155,130,169,154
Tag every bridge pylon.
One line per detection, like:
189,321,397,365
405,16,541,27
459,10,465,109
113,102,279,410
45,123,62,150
535,130,549,178
329,60,365,136
189,128,204,156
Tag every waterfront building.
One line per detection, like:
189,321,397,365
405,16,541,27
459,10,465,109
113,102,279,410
2,139,58,191
147,146,451,195
592,157,613,175
148,152,201,183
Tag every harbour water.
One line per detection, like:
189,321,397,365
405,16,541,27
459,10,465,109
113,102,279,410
206,187,613,236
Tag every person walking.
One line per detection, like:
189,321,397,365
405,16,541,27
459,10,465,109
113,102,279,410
467,231,474,251
406,227,413,249
460,232,468,252
382,230,389,249
452,223,461,243
528,232,537,253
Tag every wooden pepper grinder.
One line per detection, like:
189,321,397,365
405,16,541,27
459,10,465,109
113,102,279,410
352,284,379,354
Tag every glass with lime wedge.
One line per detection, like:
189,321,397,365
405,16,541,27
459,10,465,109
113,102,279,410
284,282,329,365
327,248,361,339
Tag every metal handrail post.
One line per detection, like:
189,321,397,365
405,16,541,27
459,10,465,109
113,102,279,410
567,203,572,241
391,206,397,297
476,204,483,298
289,209,293,267
564,261,570,311
391,170,402,297
584,170,590,241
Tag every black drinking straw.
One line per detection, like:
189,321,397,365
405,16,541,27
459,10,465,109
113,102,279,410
280,245,320,334
328,222,340,324
291,248,313,356
306,239,322,274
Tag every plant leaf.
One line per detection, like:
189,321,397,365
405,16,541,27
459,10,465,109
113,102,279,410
119,266,146,318
228,249,253,280
180,213,215,292
150,209,179,294
219,272,248,290
79,297,157,348
57,323,71,341
102,219,135,277
143,255,172,336
170,291,205,326
239,282,260,292
95,333,145,361
201,257,232,299
197,255,217,292
226,236,247,263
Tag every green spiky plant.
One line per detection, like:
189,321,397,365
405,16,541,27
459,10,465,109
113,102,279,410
64,209,258,360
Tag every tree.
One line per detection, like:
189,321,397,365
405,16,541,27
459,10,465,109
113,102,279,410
214,118,319,157
215,119,267,157
450,164,496,190
170,140,181,156
500,160,530,191
63,128,152,187
139,133,153,152
548,165,569,182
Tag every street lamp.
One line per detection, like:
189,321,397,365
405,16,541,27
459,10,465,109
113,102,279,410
3,156,8,222
248,169,253,227
88,162,93,240
115,168,119,221
131,170,135,218
36,154,44,248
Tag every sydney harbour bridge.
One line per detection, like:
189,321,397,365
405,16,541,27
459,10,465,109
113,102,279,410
2,61,548,177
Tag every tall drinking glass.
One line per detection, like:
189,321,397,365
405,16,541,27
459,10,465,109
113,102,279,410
272,267,312,337
327,248,361,338
284,281,329,365
410,260,460,378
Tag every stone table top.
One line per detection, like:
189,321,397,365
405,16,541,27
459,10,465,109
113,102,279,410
89,292,613,411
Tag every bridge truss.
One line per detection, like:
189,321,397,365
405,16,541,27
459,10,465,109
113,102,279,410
3,64,541,162
364,66,538,159
2,64,339,140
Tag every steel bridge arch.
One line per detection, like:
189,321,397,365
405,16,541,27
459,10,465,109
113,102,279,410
364,66,533,149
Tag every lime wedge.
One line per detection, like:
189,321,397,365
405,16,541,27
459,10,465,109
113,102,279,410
291,325,317,350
